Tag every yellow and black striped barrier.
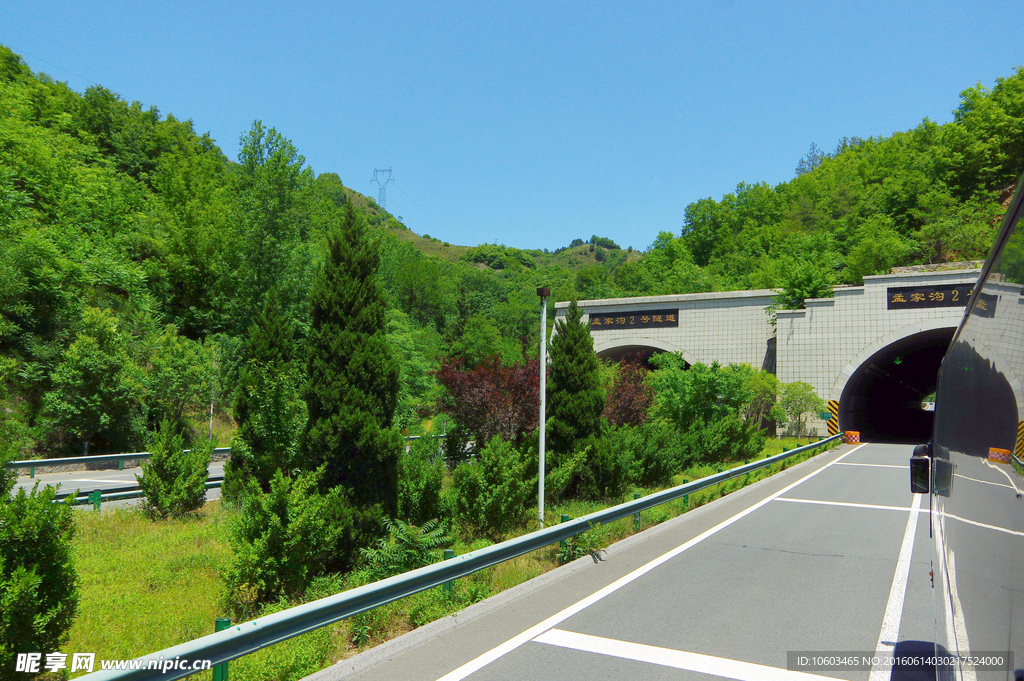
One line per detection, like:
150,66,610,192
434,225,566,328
1016,421,1024,460
826,400,840,436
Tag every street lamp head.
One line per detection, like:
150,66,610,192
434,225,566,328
537,287,550,298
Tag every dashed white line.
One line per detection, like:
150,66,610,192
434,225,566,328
834,462,906,469
775,498,919,513
534,629,844,681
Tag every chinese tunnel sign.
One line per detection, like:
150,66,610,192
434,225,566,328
887,284,996,317
589,309,680,330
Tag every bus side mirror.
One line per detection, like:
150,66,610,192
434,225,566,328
910,443,931,494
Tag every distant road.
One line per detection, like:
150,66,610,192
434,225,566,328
312,443,934,681
11,461,226,508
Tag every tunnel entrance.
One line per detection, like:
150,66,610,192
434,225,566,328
596,345,665,366
839,328,956,443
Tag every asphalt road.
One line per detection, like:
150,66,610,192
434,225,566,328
11,461,226,507
311,443,935,681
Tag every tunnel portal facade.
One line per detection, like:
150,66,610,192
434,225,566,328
556,268,1024,444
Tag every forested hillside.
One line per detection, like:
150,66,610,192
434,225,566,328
1,42,1022,460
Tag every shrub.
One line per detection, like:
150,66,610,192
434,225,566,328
137,420,211,519
632,420,691,485
546,446,597,502
682,415,766,465
397,437,446,525
557,526,603,564
359,518,451,582
0,484,78,677
224,468,354,614
448,437,535,536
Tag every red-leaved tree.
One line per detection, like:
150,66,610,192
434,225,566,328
434,354,543,451
602,355,654,427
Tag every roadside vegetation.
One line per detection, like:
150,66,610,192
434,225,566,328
66,436,837,680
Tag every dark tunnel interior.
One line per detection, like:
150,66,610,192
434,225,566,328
839,328,956,444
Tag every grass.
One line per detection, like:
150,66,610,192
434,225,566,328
67,504,234,679
64,436,837,679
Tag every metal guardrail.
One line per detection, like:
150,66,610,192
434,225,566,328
6,448,232,477
79,434,842,681
55,477,225,507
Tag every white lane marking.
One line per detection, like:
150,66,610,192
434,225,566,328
834,462,905,469
954,473,1015,491
944,512,1024,538
534,629,844,681
868,493,923,681
434,445,864,681
63,478,128,484
775,498,919,513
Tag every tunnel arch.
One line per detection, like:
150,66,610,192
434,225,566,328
835,326,956,443
593,337,699,366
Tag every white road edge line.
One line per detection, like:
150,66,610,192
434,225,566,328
534,628,845,681
775,498,920,513
867,493,923,681
434,445,864,681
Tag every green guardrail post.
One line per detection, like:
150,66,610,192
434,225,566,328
782,446,789,453
633,492,641,531
29,466,34,478
89,490,101,511
212,618,231,681
118,460,123,471
442,549,455,596
559,515,571,553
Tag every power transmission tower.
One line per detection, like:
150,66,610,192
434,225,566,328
371,168,393,211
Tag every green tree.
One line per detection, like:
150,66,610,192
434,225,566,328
0,482,78,676
232,121,313,331
845,215,917,282
137,419,211,519
778,382,827,437
547,301,604,454
222,363,306,502
145,324,211,434
648,357,752,431
42,308,145,455
301,203,402,516
742,369,785,427
764,260,835,330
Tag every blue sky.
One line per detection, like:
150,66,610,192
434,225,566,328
4,1,1021,251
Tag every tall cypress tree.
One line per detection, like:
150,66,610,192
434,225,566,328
301,204,401,516
547,300,604,454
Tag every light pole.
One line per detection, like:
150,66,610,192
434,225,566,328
537,287,550,527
